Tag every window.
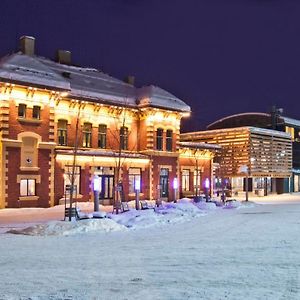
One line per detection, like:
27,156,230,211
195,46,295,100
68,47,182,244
166,129,173,151
32,106,41,119
182,169,190,192
83,123,92,148
98,124,107,149
156,128,163,150
120,126,128,150
64,166,81,195
129,168,141,194
18,104,26,118
20,179,36,196
58,120,68,146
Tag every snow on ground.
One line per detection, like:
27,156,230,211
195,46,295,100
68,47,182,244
7,219,127,236
0,196,300,299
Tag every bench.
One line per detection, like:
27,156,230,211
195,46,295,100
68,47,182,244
121,202,130,212
140,200,155,210
64,207,91,220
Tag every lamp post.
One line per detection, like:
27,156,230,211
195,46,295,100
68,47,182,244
135,178,141,210
238,165,249,202
173,178,178,203
93,175,101,212
205,178,210,202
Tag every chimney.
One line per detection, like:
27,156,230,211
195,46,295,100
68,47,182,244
20,36,35,56
124,75,135,86
56,50,72,65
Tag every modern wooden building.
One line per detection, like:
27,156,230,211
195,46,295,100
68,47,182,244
0,36,216,209
181,127,292,196
207,111,300,192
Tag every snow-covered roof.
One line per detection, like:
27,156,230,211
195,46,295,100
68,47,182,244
282,117,300,128
0,52,190,112
179,141,221,150
248,127,291,138
138,85,191,112
0,53,69,90
182,126,291,139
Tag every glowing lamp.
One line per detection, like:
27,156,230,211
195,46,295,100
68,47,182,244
205,178,210,189
173,178,178,190
93,175,101,192
135,178,141,191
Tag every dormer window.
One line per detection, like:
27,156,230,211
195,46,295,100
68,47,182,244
18,104,26,118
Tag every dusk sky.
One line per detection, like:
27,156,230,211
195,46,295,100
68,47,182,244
0,0,299,131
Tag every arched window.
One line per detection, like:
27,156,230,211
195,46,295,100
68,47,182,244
83,123,92,148
98,124,107,149
166,129,173,151
120,126,128,150
156,128,163,150
57,119,68,146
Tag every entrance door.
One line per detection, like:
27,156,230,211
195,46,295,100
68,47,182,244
160,168,169,198
94,167,114,201
99,175,114,199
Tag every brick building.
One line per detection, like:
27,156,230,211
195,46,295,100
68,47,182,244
0,36,216,209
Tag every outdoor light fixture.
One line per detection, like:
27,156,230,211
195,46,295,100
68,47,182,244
93,175,101,192
135,178,141,210
205,178,210,202
173,178,178,190
173,178,178,203
135,178,141,191
93,175,101,211
205,178,210,189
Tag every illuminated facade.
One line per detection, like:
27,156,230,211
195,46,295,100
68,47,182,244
207,111,300,193
0,36,216,208
181,127,293,196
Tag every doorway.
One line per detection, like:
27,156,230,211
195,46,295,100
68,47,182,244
95,167,114,201
160,168,169,198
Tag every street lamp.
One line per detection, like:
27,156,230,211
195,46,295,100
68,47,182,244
205,178,210,202
135,178,141,210
173,178,178,203
93,175,101,212
238,165,249,202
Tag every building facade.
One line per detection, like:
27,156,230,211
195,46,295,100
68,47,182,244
207,111,300,192
0,36,216,209
181,127,292,196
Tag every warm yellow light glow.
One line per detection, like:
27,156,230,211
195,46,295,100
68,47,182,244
56,154,150,166
179,149,213,160
60,92,69,98
180,111,191,118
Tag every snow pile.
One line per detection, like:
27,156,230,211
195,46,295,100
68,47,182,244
108,200,207,229
223,199,241,209
7,219,127,236
194,200,218,210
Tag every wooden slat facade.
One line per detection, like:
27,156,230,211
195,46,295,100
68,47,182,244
181,127,292,178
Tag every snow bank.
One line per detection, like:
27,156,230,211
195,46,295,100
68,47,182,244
7,219,127,236
108,200,207,229
194,201,217,210
223,199,241,209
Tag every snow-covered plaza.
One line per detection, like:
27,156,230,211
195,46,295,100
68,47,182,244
1,194,300,300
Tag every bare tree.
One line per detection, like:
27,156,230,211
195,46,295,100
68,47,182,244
107,105,138,214
68,101,83,220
